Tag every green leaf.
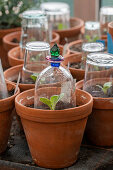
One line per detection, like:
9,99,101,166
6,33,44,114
50,93,64,110
30,73,39,82
93,35,99,42
103,82,112,88
96,85,103,89
85,35,91,42
40,97,52,110
96,82,112,94
102,87,108,95
39,93,64,110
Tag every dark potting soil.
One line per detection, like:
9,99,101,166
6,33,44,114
0,89,14,100
70,44,82,52
13,78,35,84
26,101,74,110
11,38,20,43
85,84,113,98
70,62,81,69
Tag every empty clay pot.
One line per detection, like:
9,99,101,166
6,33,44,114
3,31,20,52
0,27,20,69
76,78,113,146
8,44,64,67
67,39,83,55
15,88,93,168
55,17,84,45
4,64,35,92
0,81,20,153
3,31,60,52
63,53,85,81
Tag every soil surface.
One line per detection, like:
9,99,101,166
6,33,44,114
70,62,81,69
85,84,113,98
0,89,14,100
70,44,82,52
26,101,75,110
13,78,35,84
11,38,20,43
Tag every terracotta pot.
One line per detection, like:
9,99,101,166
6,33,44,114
55,17,84,45
3,31,21,52
0,81,20,153
15,88,93,168
8,44,64,67
67,39,83,55
3,31,60,52
108,22,113,39
50,32,60,44
8,46,23,66
63,53,84,81
76,78,113,146
0,27,20,69
4,64,34,92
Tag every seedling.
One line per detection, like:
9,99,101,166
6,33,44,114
85,35,99,42
96,82,112,94
30,53,42,62
30,37,36,42
58,23,67,30
31,73,39,82
40,93,64,110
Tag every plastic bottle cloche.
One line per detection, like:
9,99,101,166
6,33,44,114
34,44,76,110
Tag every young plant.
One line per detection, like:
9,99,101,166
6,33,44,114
31,73,39,82
85,35,99,42
58,23,67,30
96,82,112,94
40,93,64,110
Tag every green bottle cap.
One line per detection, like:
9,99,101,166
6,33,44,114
50,44,60,59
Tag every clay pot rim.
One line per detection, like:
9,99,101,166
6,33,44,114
8,44,64,67
4,64,35,88
0,27,20,39
15,88,93,116
55,17,84,33
51,32,60,43
3,31,21,46
0,27,20,33
63,53,84,72
4,31,60,46
8,46,23,62
76,79,113,100
0,80,20,103
15,88,93,123
67,39,83,54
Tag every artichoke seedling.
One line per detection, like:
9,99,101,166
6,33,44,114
40,93,64,110
85,35,99,42
96,82,112,94
31,73,39,82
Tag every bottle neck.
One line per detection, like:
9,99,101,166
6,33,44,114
51,62,60,67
